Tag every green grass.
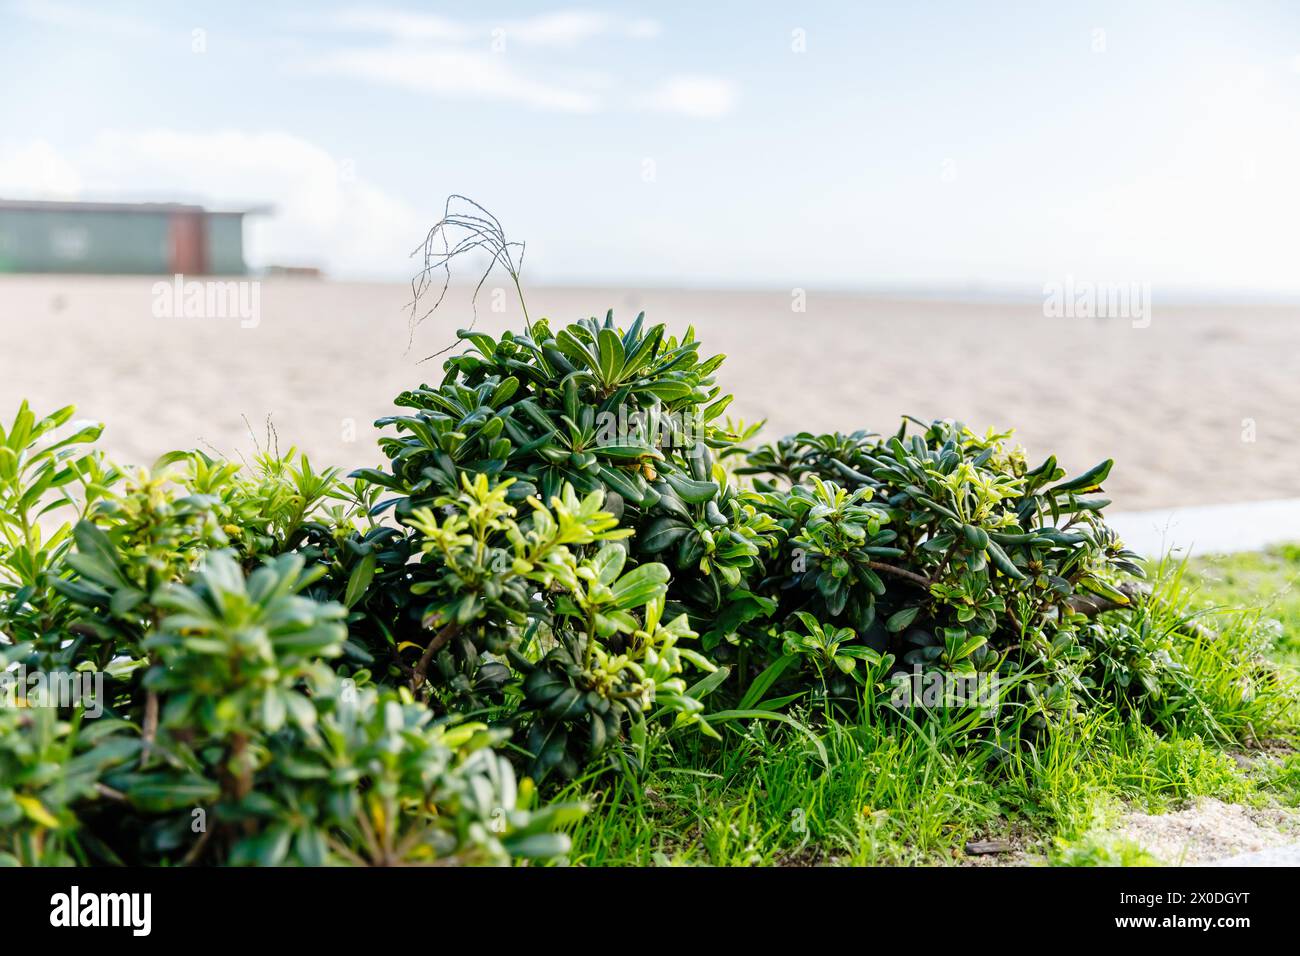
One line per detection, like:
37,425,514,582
557,549,1300,866
1184,543,1300,667
560,707,1259,866
1258,752,1300,807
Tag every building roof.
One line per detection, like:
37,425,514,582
0,198,272,216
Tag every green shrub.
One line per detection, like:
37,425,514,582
733,420,1151,719
0,308,1285,866
355,314,778,619
397,473,712,777
0,406,579,866
356,317,1162,729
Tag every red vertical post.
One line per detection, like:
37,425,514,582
168,210,208,274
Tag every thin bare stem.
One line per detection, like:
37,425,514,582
406,195,531,363
867,561,934,590
410,622,462,696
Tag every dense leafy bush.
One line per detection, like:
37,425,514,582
355,317,1152,723
733,421,1149,717
355,314,774,617
0,404,578,865
0,311,1269,866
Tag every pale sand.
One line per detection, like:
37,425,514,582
1108,798,1298,865
1,276,1297,512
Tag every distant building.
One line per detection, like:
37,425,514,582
0,199,269,275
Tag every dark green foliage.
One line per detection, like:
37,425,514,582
0,407,579,866
360,316,1156,729
1,310,1270,867
729,420,1149,713
395,473,712,777
357,314,776,620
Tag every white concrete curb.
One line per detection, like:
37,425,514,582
1204,844,1300,866
1106,498,1300,557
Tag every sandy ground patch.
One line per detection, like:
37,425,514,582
1108,798,1299,865
2,277,1298,511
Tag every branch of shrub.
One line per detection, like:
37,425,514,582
1065,581,1149,617
1067,581,1217,640
867,561,933,589
411,621,462,695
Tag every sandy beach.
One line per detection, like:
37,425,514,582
0,275,1296,512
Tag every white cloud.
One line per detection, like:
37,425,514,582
0,131,429,276
328,8,473,43
298,8,723,117
328,7,660,47
0,139,82,196
8,0,161,37
624,18,662,40
308,47,602,112
501,11,611,47
642,75,738,119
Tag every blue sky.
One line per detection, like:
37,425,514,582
2,0,1299,293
